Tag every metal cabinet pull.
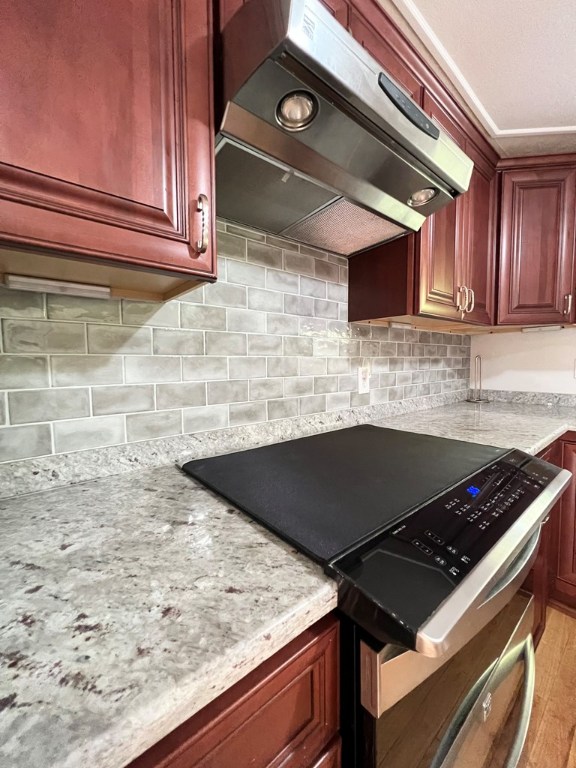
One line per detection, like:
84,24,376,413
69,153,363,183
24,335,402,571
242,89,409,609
564,293,573,318
195,194,209,254
466,287,475,314
458,286,469,316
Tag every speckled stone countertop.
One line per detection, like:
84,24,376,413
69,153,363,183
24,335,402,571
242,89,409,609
375,400,576,455
0,467,337,768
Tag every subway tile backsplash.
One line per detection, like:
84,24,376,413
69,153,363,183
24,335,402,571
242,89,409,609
0,221,471,463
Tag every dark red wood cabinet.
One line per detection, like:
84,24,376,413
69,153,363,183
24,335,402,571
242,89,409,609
498,161,576,325
128,614,340,768
549,436,576,613
0,0,216,301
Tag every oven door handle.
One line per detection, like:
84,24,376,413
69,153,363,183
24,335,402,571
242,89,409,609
482,528,541,604
504,634,535,768
429,633,535,768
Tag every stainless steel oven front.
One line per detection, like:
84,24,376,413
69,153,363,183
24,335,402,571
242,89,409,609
341,589,536,768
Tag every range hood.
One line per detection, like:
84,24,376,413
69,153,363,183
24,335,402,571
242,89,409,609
216,0,473,256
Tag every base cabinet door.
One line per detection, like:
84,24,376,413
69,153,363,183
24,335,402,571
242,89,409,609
550,440,576,610
498,167,576,325
128,614,339,768
0,0,216,294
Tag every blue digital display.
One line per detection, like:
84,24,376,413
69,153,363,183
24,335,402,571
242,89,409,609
467,485,481,497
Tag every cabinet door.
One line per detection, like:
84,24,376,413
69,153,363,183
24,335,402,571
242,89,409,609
349,9,423,103
550,441,576,610
220,0,349,30
462,143,496,325
0,0,215,280
416,91,467,320
498,167,576,325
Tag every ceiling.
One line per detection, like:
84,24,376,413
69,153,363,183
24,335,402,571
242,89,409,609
381,0,576,157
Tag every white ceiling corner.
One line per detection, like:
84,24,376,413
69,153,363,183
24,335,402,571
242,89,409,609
383,0,576,156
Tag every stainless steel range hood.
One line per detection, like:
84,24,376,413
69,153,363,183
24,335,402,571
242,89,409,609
216,0,473,256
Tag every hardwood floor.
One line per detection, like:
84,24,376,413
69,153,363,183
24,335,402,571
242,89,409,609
518,607,576,768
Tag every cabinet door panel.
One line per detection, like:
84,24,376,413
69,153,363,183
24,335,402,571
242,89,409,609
0,0,215,277
463,144,496,325
498,167,576,324
550,441,576,609
417,91,467,320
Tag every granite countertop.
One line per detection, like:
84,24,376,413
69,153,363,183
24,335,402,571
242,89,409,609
2,398,576,768
376,400,576,455
0,467,337,768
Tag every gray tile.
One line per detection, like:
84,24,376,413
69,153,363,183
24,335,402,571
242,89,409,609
227,260,266,288
0,287,45,319
226,308,266,333
267,357,298,377
299,357,327,375
0,423,52,462
314,375,338,394
284,251,315,276
87,324,151,354
53,415,125,453
247,288,283,313
369,389,389,405
327,357,350,375
339,339,361,357
284,376,314,397
226,223,266,241
3,319,86,354
125,355,181,384
283,336,313,356
121,300,179,328
126,410,182,442
314,299,339,319
207,380,248,405
0,355,49,389
351,391,371,407
247,334,282,356
229,401,267,427
370,357,390,374
92,385,155,415
182,356,228,381
313,338,338,356
379,372,397,387
326,392,350,411
389,327,405,342
267,269,299,294
156,382,206,410
300,277,326,299
266,314,299,336
328,253,348,266
339,265,348,285
299,244,329,259
51,355,123,386
266,234,295,249
180,303,227,330
299,394,326,415
370,325,389,341
388,386,405,401
0,394,5,425
361,340,380,357
397,342,412,356
327,320,351,339
216,231,246,260
284,295,313,316
202,281,247,308
205,331,247,356
314,260,339,282
249,378,284,400
177,284,204,304
46,295,121,323
247,241,282,269
183,404,228,433
380,342,397,356
396,371,412,385
267,398,298,420
229,357,266,379
8,388,89,424
338,374,357,392
153,328,204,356
350,323,370,339
299,318,327,336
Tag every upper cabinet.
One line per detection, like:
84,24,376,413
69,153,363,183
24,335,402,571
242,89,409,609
498,162,576,325
0,0,216,301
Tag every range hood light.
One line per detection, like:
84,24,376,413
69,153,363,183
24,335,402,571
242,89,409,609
276,91,318,131
4,274,111,299
408,188,439,208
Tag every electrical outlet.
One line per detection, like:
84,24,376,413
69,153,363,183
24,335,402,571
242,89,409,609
358,365,370,394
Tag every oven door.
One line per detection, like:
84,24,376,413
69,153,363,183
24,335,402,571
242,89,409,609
359,591,534,768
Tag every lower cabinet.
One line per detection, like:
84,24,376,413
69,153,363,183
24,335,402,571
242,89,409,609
128,613,340,768
549,436,576,612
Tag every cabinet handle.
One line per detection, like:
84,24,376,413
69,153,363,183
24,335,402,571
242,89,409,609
458,286,469,317
564,293,573,319
466,287,475,314
195,194,209,254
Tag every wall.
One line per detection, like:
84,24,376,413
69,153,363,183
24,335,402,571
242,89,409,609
471,328,576,394
0,222,470,464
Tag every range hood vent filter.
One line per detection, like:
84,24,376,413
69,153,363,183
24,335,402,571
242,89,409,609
282,200,407,256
